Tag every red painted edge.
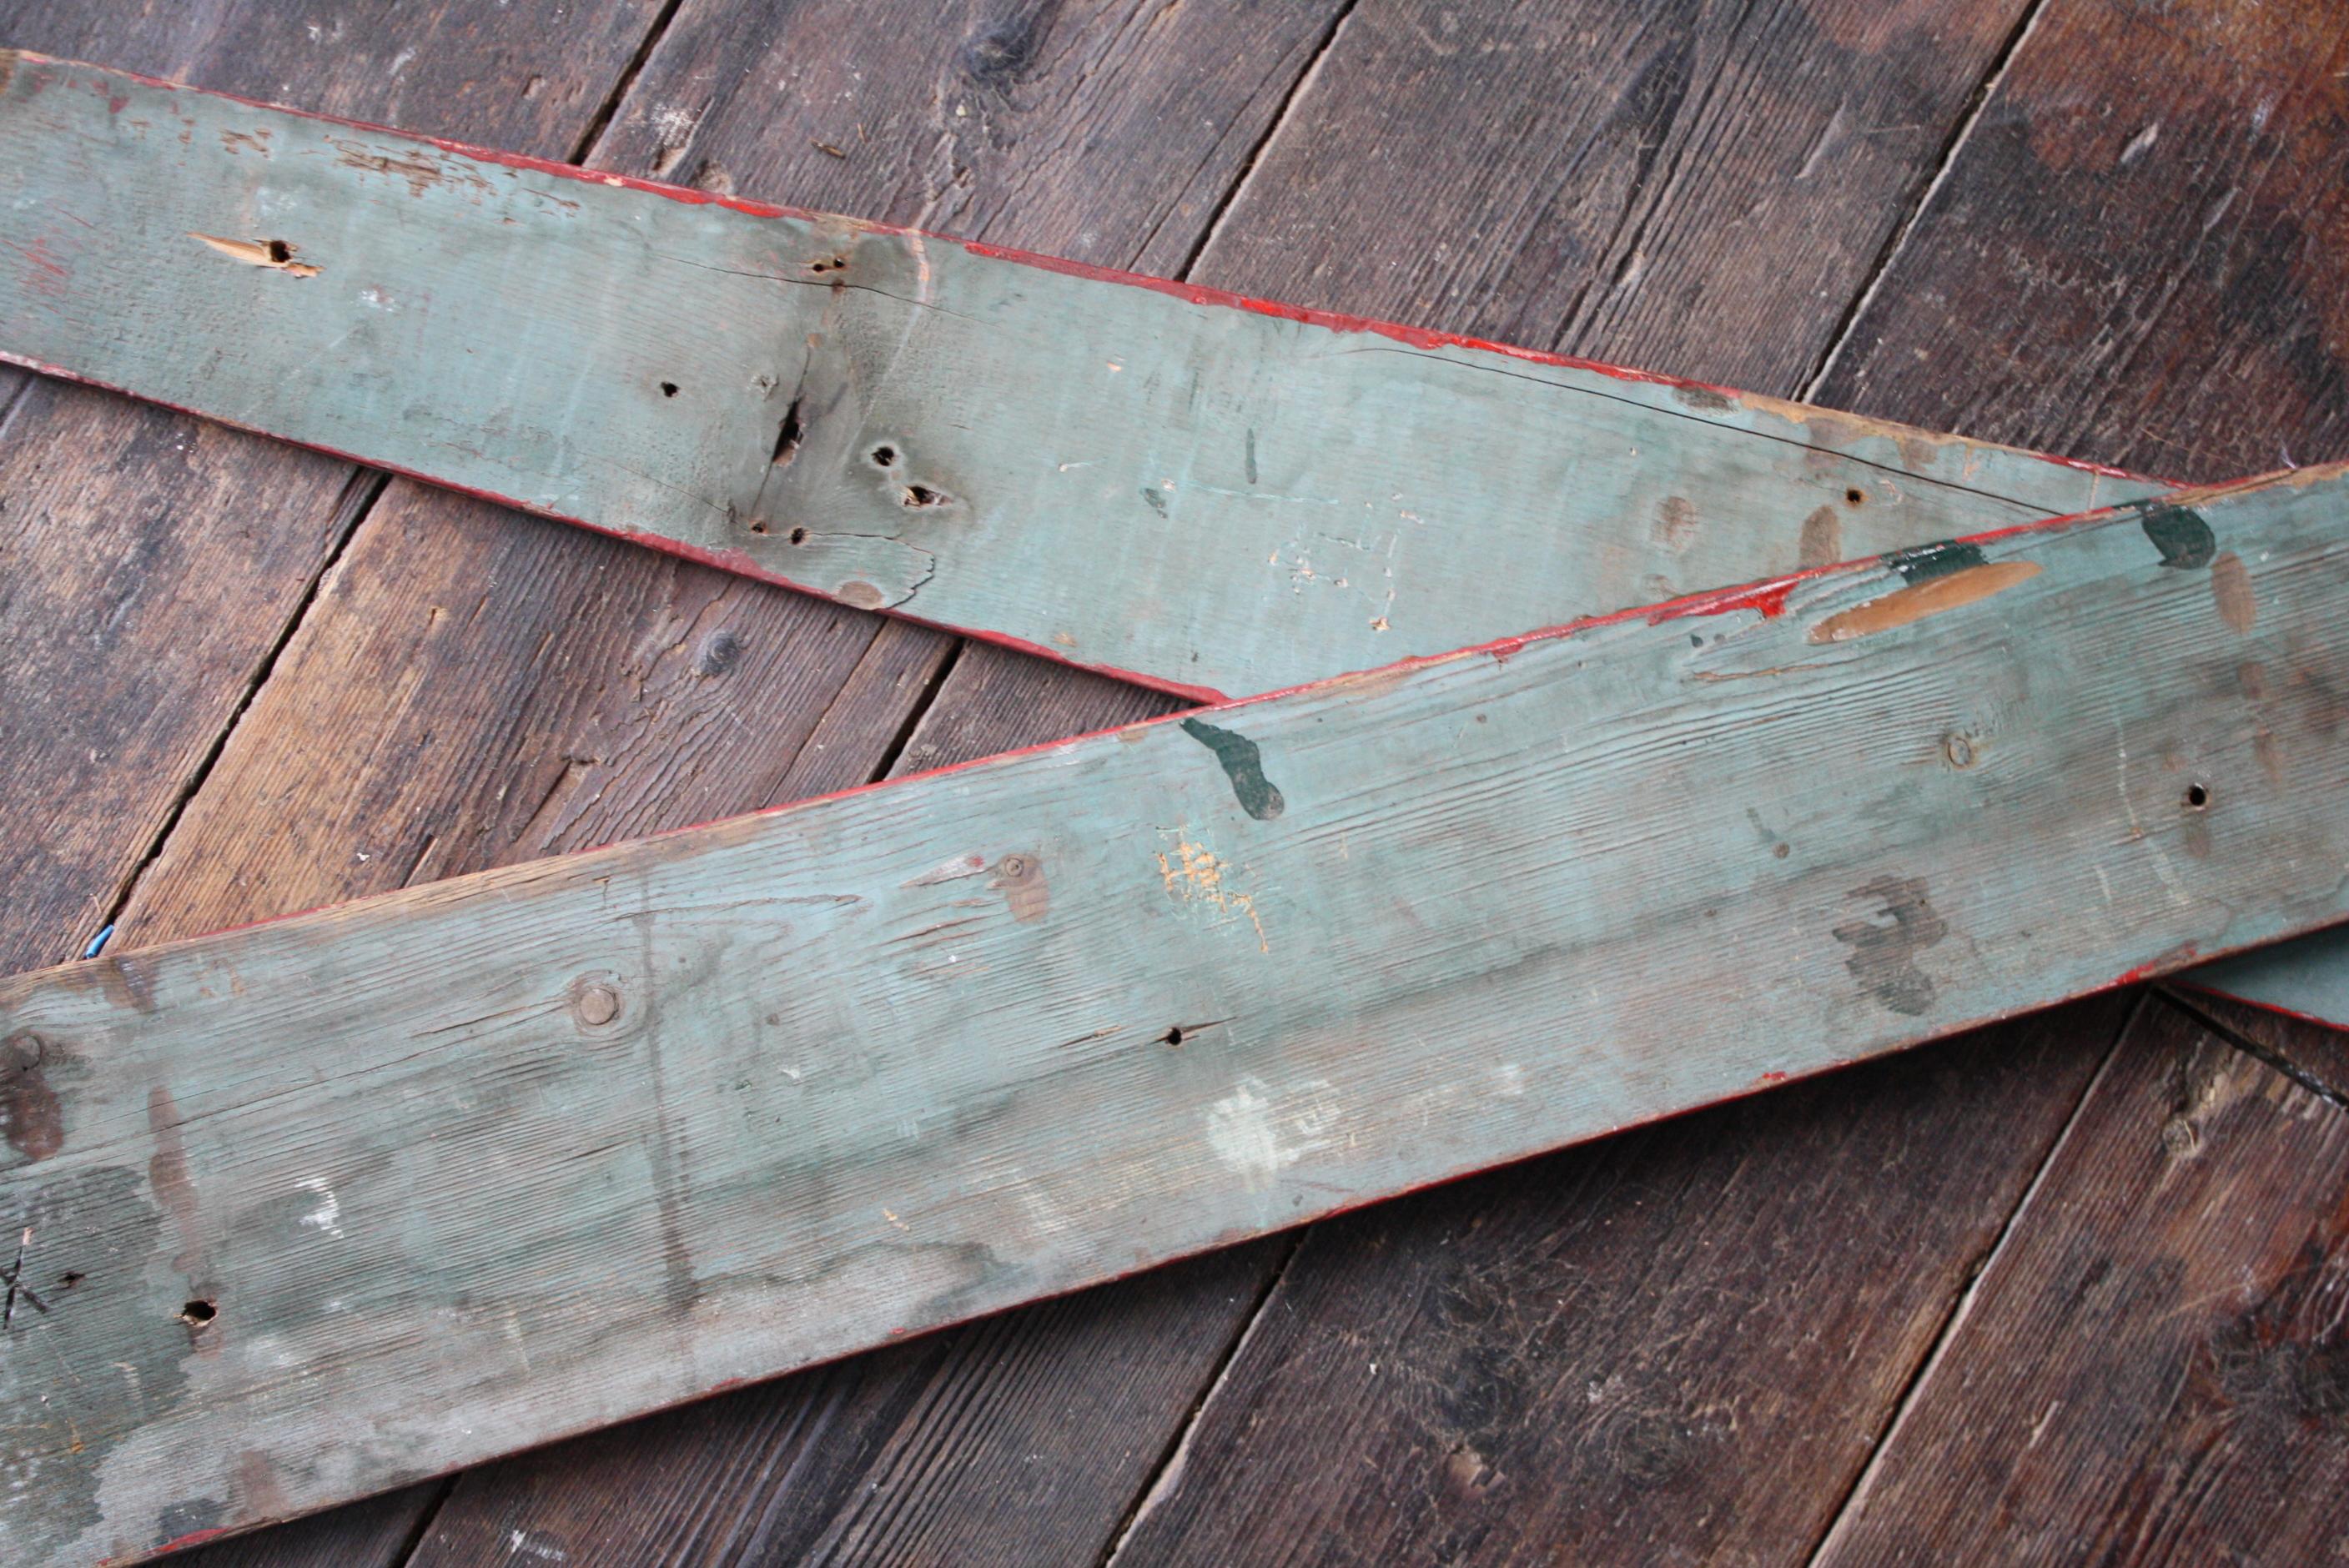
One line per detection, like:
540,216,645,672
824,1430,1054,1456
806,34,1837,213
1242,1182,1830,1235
63,460,2336,967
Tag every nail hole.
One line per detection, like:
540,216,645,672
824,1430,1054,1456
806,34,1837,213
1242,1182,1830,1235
1156,1026,1185,1047
58,1272,83,1289
808,255,848,274
870,445,898,467
2184,782,2211,810
264,239,294,264
787,526,809,545
901,484,948,508
1845,488,1866,506
179,1299,216,1327
771,397,805,467
747,520,768,535
659,381,679,398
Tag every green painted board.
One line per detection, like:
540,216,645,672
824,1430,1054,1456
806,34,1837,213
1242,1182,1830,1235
15,51,2333,1023
0,51,2162,706
4,465,2347,1563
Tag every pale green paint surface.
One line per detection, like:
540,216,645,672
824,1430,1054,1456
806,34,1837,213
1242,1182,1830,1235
0,52,2158,705
8,53,2316,1019
3,468,2346,1562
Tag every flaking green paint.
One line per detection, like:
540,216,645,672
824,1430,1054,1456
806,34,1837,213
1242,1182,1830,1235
2137,503,2219,570
1884,540,1989,584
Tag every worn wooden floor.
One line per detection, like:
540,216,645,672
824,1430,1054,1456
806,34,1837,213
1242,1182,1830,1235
3,2,2345,1563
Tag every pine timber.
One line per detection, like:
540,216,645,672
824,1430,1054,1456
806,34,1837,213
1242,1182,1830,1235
3,464,2348,1561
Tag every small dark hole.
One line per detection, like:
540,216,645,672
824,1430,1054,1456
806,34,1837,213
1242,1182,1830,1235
58,1272,83,1289
787,526,809,545
870,445,898,467
747,520,769,535
902,484,948,507
264,239,294,264
660,381,679,398
2185,783,2211,810
1845,488,1866,506
1156,1026,1185,1047
179,1299,216,1326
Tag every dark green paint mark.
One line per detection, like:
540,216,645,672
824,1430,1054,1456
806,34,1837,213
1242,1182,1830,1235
2137,503,2216,570
1181,718,1285,820
1884,540,1988,585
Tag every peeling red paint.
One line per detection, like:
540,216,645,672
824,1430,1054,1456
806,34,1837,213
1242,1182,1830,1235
1648,574,1808,624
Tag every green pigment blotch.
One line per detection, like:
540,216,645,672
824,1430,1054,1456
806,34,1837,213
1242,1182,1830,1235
1180,718,1285,820
2137,503,2216,570
1884,540,1989,585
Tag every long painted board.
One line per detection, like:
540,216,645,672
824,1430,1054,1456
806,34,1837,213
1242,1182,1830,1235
4,465,2347,1563
0,50,2163,706
7,52,2335,1028
5,54,2336,1034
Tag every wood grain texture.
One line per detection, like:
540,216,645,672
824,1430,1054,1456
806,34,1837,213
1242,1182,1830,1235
0,3,667,980
407,645,1214,1568
0,52,2165,709
1813,999,2349,1565
2160,986,2349,1120
4,467,2347,1562
74,3,1355,1558
405,5,2155,1555
1191,0,2041,395
0,6,673,1564
1805,0,2349,1095
1106,998,2129,1566
411,1243,1282,1568
1816,1,2349,485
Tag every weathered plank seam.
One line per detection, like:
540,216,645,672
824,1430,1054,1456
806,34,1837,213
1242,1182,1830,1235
1798,987,2145,1565
1795,0,2055,405
1168,0,1366,281
2158,986,2349,1112
84,468,389,965
1096,1229,1309,1567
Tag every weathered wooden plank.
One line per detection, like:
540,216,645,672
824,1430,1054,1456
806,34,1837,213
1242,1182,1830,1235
0,5,682,1564
79,4,1351,1556
1807,1,2349,1028
1103,998,2130,1566
0,52,2161,712
3,465,2346,1561
0,2,663,982
1811,999,2349,1564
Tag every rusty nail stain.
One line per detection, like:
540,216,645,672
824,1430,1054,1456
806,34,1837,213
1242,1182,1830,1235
2210,550,2257,633
3,1033,63,1163
1798,505,1843,569
991,853,1049,922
